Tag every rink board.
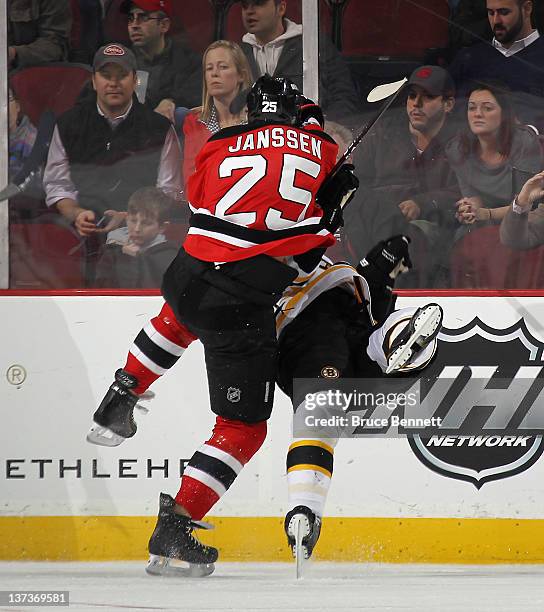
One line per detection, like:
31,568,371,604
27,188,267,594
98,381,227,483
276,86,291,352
2,294,544,562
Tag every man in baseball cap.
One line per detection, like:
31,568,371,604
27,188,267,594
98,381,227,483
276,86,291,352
91,43,139,123
118,0,201,121
343,64,459,286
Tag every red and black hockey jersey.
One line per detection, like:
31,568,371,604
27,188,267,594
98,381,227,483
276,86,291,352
183,121,339,262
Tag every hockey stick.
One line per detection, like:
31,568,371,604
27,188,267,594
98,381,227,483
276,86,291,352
333,77,408,178
316,77,408,231
0,110,56,202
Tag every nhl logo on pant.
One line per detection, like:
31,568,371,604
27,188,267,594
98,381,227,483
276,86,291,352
408,317,544,489
227,387,242,403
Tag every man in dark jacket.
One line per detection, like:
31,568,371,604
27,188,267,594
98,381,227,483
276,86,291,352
120,0,202,122
343,65,461,286
239,0,359,120
8,0,71,68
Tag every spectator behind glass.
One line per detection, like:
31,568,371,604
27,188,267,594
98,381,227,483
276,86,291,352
8,0,71,69
94,186,178,287
43,41,182,273
343,66,460,285
8,85,37,179
448,0,544,133
120,0,202,122
239,0,359,120
182,40,252,183
446,82,542,232
500,170,544,249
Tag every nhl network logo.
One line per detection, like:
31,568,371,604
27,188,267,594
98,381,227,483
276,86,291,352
408,317,544,489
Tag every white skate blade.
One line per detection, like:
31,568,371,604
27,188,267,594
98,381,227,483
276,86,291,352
86,423,127,447
145,554,215,578
386,305,443,375
288,514,310,580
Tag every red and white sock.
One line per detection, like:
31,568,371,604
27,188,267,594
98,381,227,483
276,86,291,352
176,416,267,520
123,302,197,395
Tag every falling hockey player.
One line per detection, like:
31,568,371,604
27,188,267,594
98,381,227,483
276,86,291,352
276,234,442,574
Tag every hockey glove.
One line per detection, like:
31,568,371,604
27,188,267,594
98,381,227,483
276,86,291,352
316,164,359,233
357,234,412,288
356,235,412,325
295,95,325,129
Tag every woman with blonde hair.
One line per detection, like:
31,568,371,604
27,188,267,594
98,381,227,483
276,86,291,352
182,40,252,182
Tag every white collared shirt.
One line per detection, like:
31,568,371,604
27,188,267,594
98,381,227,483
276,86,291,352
492,29,540,57
44,103,183,206
96,100,133,128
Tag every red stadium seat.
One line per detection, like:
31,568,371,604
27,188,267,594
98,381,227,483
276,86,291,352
341,0,449,59
103,0,131,46
171,0,214,53
450,225,544,289
10,63,92,126
10,221,86,289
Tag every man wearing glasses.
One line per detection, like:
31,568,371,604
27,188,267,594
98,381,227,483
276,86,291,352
121,0,202,122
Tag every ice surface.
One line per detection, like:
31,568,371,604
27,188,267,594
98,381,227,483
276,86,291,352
1,562,544,611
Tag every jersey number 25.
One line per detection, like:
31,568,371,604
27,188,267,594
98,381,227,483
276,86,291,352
215,153,321,230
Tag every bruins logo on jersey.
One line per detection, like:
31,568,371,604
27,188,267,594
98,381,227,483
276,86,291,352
321,366,340,379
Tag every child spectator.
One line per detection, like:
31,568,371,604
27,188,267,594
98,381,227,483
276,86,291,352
94,186,177,288
8,85,37,179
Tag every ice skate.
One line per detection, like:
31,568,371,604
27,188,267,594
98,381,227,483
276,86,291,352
285,505,321,579
87,369,139,446
146,493,218,578
385,303,443,374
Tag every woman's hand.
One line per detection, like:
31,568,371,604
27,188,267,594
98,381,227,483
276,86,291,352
455,196,485,224
516,170,544,212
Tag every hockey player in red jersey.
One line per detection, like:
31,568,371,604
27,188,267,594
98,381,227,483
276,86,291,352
88,75,359,577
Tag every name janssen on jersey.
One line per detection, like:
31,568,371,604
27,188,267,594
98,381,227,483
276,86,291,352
228,127,323,159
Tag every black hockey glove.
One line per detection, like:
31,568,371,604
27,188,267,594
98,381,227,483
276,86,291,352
295,95,325,129
356,234,412,289
316,164,359,233
355,235,412,325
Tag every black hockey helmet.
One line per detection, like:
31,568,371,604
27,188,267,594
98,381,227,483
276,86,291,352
247,74,299,125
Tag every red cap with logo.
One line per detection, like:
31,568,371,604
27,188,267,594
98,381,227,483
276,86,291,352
120,0,172,18
407,65,455,97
